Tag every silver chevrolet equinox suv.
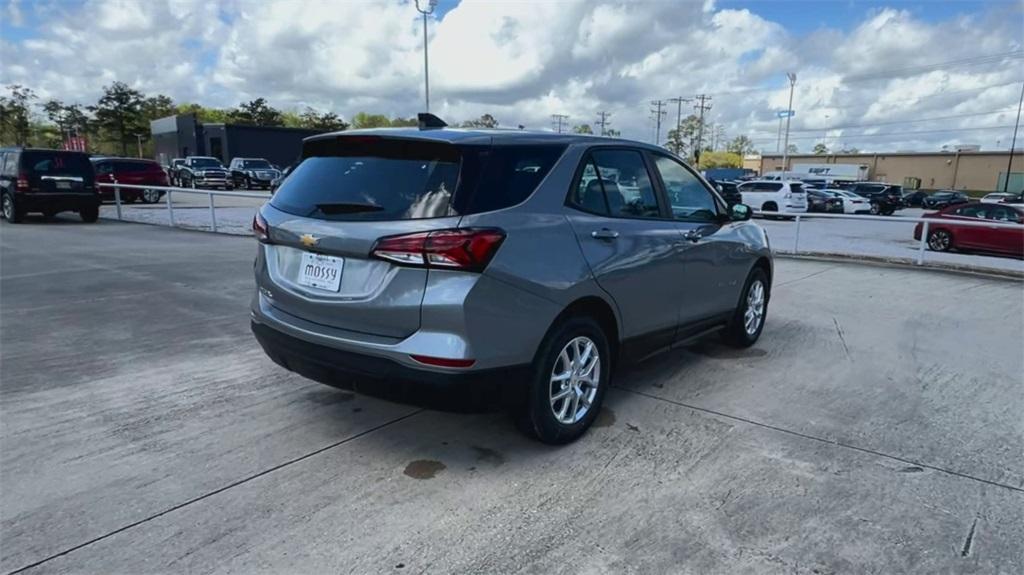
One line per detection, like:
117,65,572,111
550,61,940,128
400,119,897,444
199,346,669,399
251,115,772,444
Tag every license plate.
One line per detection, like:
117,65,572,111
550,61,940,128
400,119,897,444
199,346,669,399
56,181,71,189
297,252,343,292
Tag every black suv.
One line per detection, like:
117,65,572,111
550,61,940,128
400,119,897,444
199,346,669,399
229,157,281,190
922,190,971,210
0,147,99,223
848,182,903,215
709,179,743,207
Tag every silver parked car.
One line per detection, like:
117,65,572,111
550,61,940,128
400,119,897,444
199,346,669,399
251,117,773,443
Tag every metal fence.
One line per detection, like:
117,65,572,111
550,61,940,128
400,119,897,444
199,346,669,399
98,182,267,234
97,183,1021,270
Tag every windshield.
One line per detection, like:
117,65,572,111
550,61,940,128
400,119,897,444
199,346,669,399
191,158,222,168
242,160,272,169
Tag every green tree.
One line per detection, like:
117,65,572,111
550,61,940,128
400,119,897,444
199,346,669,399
838,146,860,154
787,143,799,154
666,114,702,157
605,128,621,138
572,124,593,134
726,135,754,155
0,84,38,145
90,81,146,156
351,112,392,129
699,151,742,169
141,94,176,122
298,107,349,131
177,103,229,123
227,98,283,126
461,113,499,128
389,117,418,127
812,143,828,155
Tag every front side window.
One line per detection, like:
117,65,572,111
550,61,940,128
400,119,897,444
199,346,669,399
988,206,1021,223
953,204,985,218
652,155,717,221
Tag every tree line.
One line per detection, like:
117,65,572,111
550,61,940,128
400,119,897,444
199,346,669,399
0,83,495,158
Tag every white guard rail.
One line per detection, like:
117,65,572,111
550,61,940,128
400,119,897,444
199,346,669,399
783,211,1022,266
98,182,268,234
98,182,1021,268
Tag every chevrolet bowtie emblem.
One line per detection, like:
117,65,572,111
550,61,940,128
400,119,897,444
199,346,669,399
300,234,319,248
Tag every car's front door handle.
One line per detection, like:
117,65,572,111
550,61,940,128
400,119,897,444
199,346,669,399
591,228,619,240
683,229,703,242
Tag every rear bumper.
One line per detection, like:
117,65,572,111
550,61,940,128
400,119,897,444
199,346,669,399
251,317,532,392
17,192,98,212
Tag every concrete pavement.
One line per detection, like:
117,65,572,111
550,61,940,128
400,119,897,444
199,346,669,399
1,218,1022,573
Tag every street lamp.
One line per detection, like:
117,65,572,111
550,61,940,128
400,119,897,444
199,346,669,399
781,72,796,172
415,0,438,112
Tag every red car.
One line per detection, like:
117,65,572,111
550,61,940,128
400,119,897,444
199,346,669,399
91,158,169,204
913,202,1024,258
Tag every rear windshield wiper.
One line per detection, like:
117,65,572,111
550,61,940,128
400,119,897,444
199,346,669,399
313,202,385,215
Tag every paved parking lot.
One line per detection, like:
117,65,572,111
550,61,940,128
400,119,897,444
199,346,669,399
2,219,1022,573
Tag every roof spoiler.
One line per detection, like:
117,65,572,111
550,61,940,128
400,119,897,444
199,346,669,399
418,113,448,130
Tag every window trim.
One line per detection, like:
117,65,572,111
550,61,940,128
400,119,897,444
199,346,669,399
564,145,672,221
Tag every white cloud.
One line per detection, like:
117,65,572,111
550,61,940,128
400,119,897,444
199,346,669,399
1,0,1022,152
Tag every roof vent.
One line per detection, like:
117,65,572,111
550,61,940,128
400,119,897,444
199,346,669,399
418,113,448,130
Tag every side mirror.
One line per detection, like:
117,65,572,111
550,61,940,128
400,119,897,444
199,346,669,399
730,203,752,221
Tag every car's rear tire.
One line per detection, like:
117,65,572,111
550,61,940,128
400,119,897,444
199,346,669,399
761,202,778,220
517,316,611,444
722,267,769,348
927,229,953,252
869,202,880,215
142,189,162,204
80,204,99,223
2,192,23,223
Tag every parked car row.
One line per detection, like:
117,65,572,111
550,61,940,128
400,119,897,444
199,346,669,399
166,156,281,190
914,202,1024,258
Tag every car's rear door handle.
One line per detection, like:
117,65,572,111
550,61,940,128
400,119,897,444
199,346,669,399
591,228,619,240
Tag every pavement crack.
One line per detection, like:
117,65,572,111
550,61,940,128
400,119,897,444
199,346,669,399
616,388,1024,495
5,408,425,575
960,517,978,558
832,317,852,360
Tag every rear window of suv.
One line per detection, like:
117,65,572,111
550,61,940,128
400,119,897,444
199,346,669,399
22,151,93,176
271,137,565,221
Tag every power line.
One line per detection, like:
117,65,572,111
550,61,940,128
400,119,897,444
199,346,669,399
841,50,1024,83
693,94,712,167
667,96,691,155
747,124,1018,144
650,100,667,145
783,109,1016,133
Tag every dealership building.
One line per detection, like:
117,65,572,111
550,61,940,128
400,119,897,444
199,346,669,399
756,150,1024,193
150,114,324,169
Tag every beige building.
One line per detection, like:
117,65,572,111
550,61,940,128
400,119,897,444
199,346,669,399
757,151,1023,193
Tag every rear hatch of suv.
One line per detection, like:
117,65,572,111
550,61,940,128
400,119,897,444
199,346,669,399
257,134,564,339
20,150,95,195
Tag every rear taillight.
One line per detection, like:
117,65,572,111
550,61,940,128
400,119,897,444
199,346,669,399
371,228,505,272
15,172,29,191
252,212,269,242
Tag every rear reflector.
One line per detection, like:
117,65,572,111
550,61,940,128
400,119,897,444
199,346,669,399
371,228,505,272
252,212,269,241
410,355,476,368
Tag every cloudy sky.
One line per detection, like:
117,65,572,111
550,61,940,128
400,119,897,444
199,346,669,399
2,0,1022,153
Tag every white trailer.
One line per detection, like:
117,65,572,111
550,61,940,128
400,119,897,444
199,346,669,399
792,163,869,181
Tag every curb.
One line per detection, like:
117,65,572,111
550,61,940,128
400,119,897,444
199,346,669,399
774,251,1024,281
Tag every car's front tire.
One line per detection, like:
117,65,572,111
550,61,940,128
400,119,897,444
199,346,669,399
927,229,953,252
518,316,611,444
722,267,769,348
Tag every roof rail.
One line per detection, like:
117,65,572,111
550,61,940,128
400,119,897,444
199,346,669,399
417,113,448,130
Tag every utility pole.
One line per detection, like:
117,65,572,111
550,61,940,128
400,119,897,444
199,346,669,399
551,114,569,134
776,115,783,153
414,0,438,112
668,97,691,155
650,100,667,145
596,111,612,136
1003,81,1024,193
693,94,712,168
782,72,797,172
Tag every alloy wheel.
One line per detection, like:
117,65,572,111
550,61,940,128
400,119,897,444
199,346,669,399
143,189,160,203
928,231,951,251
744,280,766,336
2,195,12,220
549,336,600,425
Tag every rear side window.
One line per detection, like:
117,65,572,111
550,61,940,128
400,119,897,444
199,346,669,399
789,183,804,194
272,137,462,221
112,161,159,173
454,145,566,214
582,149,660,219
21,151,92,176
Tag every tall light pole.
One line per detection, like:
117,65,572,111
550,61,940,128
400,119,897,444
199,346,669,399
415,0,438,112
822,114,830,151
1003,81,1023,193
781,72,797,172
